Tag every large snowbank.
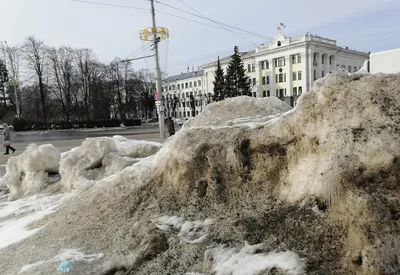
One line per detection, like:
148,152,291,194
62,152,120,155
60,136,162,191
0,144,61,200
0,74,399,275
183,96,292,128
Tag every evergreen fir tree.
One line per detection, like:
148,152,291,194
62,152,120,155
225,46,251,97
213,56,225,101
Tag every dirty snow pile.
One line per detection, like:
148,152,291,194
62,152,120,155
0,73,400,275
59,136,161,190
0,144,61,200
183,95,292,128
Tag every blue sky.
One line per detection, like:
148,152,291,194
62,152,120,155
2,0,400,76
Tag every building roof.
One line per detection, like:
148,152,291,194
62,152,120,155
203,50,256,68
163,70,204,84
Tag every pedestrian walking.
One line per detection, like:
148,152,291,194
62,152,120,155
167,117,175,137
2,123,16,155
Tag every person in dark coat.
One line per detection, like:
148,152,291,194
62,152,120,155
2,123,16,155
167,117,175,137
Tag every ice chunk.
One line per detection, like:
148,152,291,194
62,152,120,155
0,144,61,200
211,243,305,275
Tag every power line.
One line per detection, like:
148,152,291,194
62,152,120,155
155,0,270,40
70,0,267,40
124,42,153,60
71,0,150,11
155,10,263,39
338,28,400,41
174,0,258,47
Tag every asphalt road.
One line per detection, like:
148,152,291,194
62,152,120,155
0,125,173,167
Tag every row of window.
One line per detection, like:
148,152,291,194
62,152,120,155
257,86,303,98
171,90,206,99
164,80,203,92
178,110,200,118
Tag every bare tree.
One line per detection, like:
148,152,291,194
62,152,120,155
22,36,48,122
48,46,79,121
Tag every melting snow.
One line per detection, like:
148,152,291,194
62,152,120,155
211,243,305,275
0,194,68,249
152,216,214,243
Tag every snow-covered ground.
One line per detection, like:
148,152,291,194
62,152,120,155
0,74,399,275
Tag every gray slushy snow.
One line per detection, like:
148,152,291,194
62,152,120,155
183,95,292,128
0,73,399,274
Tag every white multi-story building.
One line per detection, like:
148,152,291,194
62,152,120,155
162,33,369,113
203,33,369,106
162,70,211,119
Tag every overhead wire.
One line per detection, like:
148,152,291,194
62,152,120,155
155,0,270,40
172,0,259,47
71,0,150,11
70,0,269,40
123,42,153,61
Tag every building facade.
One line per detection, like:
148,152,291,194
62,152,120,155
203,33,369,106
162,33,369,115
162,70,211,119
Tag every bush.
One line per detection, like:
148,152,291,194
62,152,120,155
12,119,133,132
123,119,142,126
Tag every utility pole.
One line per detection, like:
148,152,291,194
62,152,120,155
149,0,165,139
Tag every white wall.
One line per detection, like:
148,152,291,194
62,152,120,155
370,49,400,74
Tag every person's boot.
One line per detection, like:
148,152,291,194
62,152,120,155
12,149,15,154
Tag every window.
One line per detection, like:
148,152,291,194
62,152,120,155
252,92,257,97
322,71,325,77
177,84,180,89
169,86,171,91
198,80,201,86
252,78,256,86
261,61,265,70
322,55,325,64
314,70,317,81
299,86,303,94
196,110,199,115
278,74,283,83
277,41,281,47
284,73,286,82
275,74,278,83
292,55,296,64
279,89,284,97
348,66,351,72
293,72,297,81
293,87,298,96
194,81,197,87
251,64,255,72
276,57,285,67
187,111,190,117
313,53,317,63
353,66,357,72
248,78,252,85
186,92,189,97
298,71,302,80
190,82,192,88
190,91,193,96
185,83,188,88
267,76,270,84
263,91,266,97
298,55,301,63
248,64,251,72
267,90,270,97
329,56,333,65
262,76,266,85
266,61,269,69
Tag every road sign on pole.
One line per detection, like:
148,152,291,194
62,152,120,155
154,91,161,101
